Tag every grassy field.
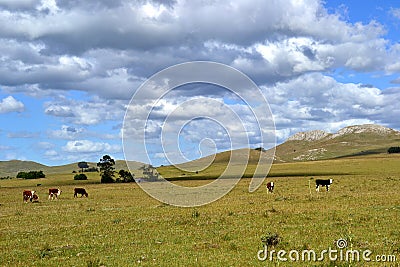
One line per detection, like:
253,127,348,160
1,156,400,266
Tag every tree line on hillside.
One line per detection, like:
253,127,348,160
11,155,155,183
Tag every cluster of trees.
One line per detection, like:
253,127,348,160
97,155,135,183
388,147,400,154
17,170,45,179
72,156,136,183
12,156,137,183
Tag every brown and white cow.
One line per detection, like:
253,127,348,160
23,190,34,203
266,181,274,193
23,190,39,203
74,188,88,198
48,188,61,200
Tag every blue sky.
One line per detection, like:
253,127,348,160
0,0,400,166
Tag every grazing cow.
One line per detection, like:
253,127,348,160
23,190,39,203
32,193,39,202
266,182,274,193
315,179,333,192
23,190,34,203
74,188,88,198
48,188,61,200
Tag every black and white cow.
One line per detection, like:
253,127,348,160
266,182,274,193
315,179,333,192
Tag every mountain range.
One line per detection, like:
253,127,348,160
1,124,400,177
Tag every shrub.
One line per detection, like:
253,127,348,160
74,173,88,180
16,171,45,179
261,232,281,248
255,147,266,152
388,147,400,154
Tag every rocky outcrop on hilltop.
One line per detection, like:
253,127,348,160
331,124,399,138
287,124,399,142
287,130,331,141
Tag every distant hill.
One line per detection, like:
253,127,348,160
161,124,400,174
274,124,400,162
0,159,145,177
2,124,400,177
175,148,274,171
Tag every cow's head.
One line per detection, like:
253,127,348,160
330,179,333,184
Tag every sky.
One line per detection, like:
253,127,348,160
0,0,400,166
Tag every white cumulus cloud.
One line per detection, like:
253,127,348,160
0,96,24,113
62,140,121,153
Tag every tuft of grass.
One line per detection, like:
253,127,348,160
112,218,122,224
14,210,23,216
38,244,52,259
191,209,200,218
86,258,103,267
261,232,281,248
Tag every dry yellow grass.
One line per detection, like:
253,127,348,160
1,156,399,266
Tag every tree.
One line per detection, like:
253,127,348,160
117,170,135,183
97,155,115,183
78,161,89,173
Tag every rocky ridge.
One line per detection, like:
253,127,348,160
287,124,399,142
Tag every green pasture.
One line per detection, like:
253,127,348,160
1,156,399,266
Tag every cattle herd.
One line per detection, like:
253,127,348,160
22,187,88,203
265,178,333,193
22,179,333,203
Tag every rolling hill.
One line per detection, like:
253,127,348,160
2,124,399,178
172,124,400,166
0,159,145,178
274,124,400,162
